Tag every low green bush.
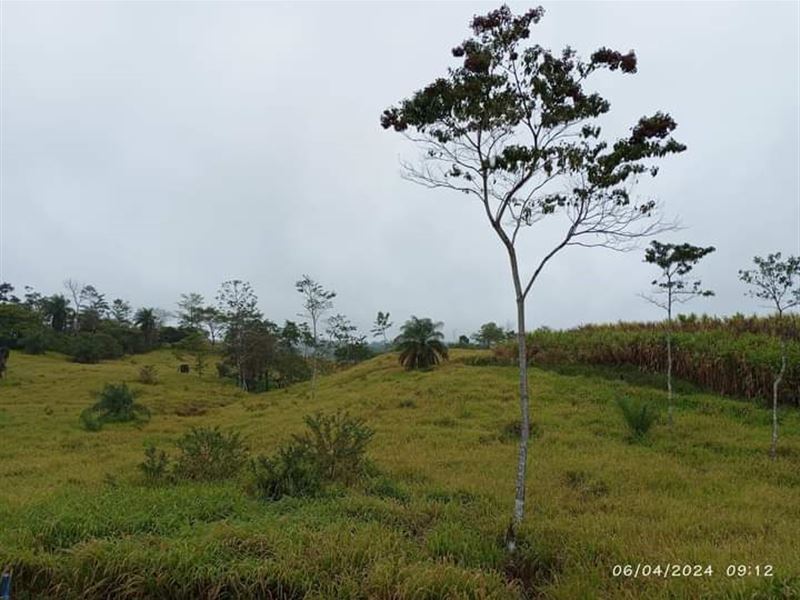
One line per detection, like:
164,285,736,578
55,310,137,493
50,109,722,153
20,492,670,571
139,445,170,482
20,329,48,355
293,411,374,484
80,383,150,431
249,443,323,500
70,332,123,363
173,427,249,481
249,411,375,501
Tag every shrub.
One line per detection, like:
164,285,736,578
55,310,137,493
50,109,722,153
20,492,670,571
139,445,170,481
616,396,658,440
249,443,323,500
138,365,159,385
80,383,150,431
249,411,375,501
293,411,374,484
70,333,123,363
20,329,48,354
173,427,248,481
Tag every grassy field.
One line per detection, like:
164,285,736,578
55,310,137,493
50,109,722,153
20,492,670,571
0,349,798,599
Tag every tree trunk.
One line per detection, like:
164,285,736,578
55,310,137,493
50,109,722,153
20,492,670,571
666,330,673,426
508,294,530,551
311,316,318,399
771,341,786,460
666,300,673,426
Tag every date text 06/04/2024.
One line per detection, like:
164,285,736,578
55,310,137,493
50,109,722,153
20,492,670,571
611,564,774,578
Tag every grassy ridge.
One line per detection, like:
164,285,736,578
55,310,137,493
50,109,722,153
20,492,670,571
0,350,798,598
487,315,800,405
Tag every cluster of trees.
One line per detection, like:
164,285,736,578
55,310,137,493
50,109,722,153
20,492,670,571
0,280,174,362
0,276,394,392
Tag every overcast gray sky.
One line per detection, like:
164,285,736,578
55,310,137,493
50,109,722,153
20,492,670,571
1,1,798,339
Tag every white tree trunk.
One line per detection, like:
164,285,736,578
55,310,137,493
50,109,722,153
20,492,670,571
509,294,530,551
666,330,673,426
771,342,786,460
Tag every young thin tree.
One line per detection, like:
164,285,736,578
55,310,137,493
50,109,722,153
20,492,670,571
381,5,685,546
216,280,262,390
640,241,715,424
739,252,800,460
63,279,86,332
295,275,336,397
198,306,224,346
370,311,393,350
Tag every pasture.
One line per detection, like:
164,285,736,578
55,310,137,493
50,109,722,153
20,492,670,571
0,349,797,598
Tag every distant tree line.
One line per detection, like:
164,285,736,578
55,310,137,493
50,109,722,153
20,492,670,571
0,277,393,392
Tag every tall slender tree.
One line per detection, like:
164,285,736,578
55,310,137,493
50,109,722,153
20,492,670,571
296,275,336,397
381,5,685,546
739,252,800,460
216,280,262,390
371,311,393,349
641,241,715,424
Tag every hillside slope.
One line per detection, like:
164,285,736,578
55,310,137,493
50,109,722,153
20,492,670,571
0,350,798,598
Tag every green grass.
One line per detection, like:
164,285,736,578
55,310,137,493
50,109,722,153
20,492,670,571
0,349,798,598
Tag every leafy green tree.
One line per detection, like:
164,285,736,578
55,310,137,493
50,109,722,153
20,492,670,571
177,292,205,331
327,314,371,364
296,275,336,397
0,282,19,304
110,298,132,324
394,316,449,370
472,322,507,348
198,306,224,346
739,252,800,459
641,241,715,424
370,311,393,349
381,5,685,544
217,280,263,390
0,303,39,347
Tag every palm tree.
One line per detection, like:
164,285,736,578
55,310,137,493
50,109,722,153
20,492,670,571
134,307,158,346
394,316,449,370
42,294,70,332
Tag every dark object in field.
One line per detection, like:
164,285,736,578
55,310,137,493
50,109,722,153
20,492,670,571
0,346,9,379
1,564,12,600
179,364,190,373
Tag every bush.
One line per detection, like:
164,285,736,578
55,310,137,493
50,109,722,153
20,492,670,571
249,443,323,500
70,333,123,363
616,396,658,440
293,411,374,483
139,445,170,481
20,329,48,354
80,383,150,431
249,411,375,501
173,427,249,481
138,365,159,385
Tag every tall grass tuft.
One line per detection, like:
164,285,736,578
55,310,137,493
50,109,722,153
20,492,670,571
80,383,150,431
616,396,658,441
